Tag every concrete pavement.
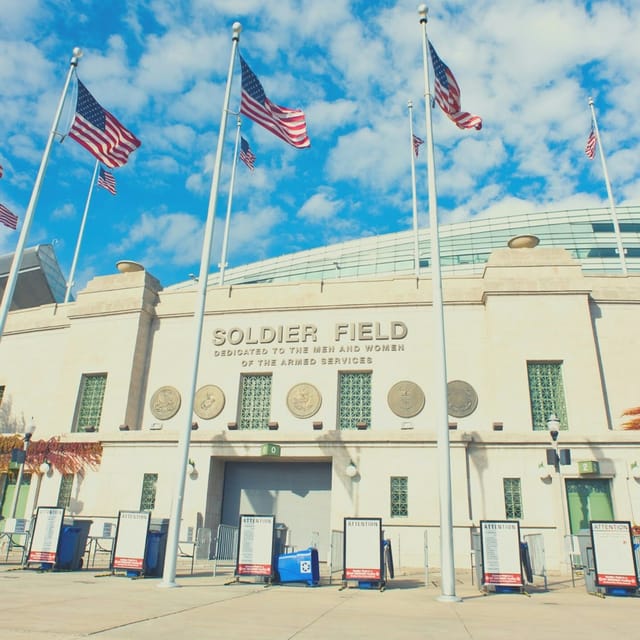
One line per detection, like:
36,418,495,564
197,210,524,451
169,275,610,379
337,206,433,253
1,561,638,639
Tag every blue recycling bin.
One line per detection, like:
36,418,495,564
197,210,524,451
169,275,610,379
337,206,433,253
57,526,81,570
144,531,166,576
277,548,319,585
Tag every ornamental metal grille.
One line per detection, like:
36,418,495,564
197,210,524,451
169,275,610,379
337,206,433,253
527,362,568,431
75,373,107,432
338,371,372,429
140,473,158,511
239,374,272,429
503,477,523,519
390,476,408,517
57,474,74,509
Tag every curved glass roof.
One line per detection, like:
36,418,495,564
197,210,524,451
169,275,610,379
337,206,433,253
167,205,640,291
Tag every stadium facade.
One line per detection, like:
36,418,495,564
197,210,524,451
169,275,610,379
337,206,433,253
1,206,640,575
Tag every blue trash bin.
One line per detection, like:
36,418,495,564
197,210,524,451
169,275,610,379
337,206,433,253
277,548,319,585
144,531,166,577
57,526,81,570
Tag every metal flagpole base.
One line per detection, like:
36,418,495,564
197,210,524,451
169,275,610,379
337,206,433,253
437,594,462,603
158,580,180,589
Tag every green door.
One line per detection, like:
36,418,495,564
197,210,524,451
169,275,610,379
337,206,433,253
0,473,32,521
565,478,614,534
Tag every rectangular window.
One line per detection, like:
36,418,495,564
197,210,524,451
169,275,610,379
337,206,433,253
338,371,372,429
74,373,107,432
238,374,272,429
0,385,5,406
140,473,158,511
57,474,74,509
503,478,523,519
527,362,568,431
390,476,408,517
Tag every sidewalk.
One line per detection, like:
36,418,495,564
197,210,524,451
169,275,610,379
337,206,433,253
1,562,638,640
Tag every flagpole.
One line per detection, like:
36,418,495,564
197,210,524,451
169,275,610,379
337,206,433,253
160,22,241,589
219,114,242,286
408,100,421,278
64,160,99,303
418,5,459,602
0,47,83,341
588,97,627,275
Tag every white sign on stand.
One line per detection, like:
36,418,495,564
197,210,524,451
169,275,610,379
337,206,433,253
591,521,639,589
112,511,150,571
235,515,275,577
27,507,65,564
343,517,382,581
480,520,523,587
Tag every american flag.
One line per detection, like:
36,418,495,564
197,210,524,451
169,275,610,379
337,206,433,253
0,203,18,230
97,167,117,195
239,56,310,149
428,43,482,131
69,80,141,168
239,136,256,170
585,128,597,160
412,134,424,157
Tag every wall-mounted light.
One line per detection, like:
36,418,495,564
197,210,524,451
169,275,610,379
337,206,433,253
492,421,504,432
631,461,640,480
39,460,51,474
191,421,199,430
547,414,560,441
312,421,323,430
188,459,196,472
227,421,238,430
356,421,368,430
268,421,279,430
150,422,163,431
448,421,458,430
345,461,358,478
119,424,129,431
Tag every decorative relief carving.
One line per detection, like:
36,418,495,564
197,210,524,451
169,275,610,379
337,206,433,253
194,385,225,420
447,380,478,418
150,386,181,420
287,383,322,419
388,381,425,418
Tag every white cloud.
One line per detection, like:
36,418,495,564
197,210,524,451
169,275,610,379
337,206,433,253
298,189,344,223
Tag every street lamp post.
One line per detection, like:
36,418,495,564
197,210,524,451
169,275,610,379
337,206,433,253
8,421,36,519
546,414,571,539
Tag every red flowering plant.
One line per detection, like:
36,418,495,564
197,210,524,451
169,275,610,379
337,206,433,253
0,435,102,475
620,407,640,430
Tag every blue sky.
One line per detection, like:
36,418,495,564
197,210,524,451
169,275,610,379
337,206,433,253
1,0,639,292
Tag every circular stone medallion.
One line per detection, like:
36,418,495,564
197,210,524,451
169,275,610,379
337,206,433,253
287,383,322,419
194,385,225,420
447,380,478,418
388,381,425,418
150,386,181,420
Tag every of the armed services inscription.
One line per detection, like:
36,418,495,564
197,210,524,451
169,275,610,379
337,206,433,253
212,321,409,368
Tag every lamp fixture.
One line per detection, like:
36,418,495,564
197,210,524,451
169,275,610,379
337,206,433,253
191,421,199,430
227,421,238,430
39,460,51,474
355,421,368,430
345,461,358,478
631,461,640,480
312,421,323,430
547,414,560,441
268,421,279,430
119,424,130,431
